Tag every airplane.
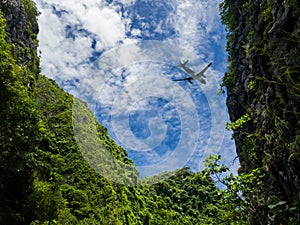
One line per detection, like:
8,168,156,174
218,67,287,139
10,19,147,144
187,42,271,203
174,61,212,84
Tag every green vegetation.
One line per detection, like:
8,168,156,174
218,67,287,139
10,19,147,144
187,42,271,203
1,0,299,224
0,5,243,224
220,0,300,224
226,113,251,130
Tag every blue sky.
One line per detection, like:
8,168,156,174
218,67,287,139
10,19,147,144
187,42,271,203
33,0,239,180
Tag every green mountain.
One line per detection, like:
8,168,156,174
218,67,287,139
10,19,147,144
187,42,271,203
0,1,225,224
1,0,299,224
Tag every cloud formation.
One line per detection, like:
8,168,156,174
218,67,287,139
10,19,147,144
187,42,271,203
34,0,238,179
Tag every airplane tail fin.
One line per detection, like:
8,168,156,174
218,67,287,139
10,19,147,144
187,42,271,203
183,60,189,65
179,60,189,67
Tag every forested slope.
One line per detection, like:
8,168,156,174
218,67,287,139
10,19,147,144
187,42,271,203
0,1,226,224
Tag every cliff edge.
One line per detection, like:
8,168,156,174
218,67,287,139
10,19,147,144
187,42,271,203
221,0,300,224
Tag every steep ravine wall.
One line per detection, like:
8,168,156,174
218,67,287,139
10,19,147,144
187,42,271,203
0,0,40,73
223,0,300,223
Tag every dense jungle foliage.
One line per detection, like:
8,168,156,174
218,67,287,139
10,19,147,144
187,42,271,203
220,0,300,224
1,0,299,224
0,2,230,224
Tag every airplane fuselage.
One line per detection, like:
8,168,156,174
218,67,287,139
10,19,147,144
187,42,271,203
174,61,212,84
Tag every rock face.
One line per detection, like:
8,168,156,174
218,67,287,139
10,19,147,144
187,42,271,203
1,0,38,45
0,0,39,72
223,0,300,223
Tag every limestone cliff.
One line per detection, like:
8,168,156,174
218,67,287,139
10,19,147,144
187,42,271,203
221,0,300,224
0,0,39,73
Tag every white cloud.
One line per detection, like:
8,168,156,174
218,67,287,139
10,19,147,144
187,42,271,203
83,7,125,47
34,0,130,82
166,0,225,66
131,28,141,36
34,0,237,178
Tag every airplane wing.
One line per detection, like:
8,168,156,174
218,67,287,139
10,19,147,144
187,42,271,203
194,62,212,78
173,77,193,84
